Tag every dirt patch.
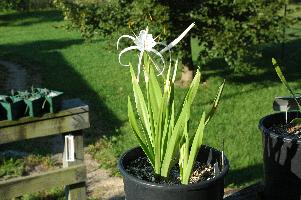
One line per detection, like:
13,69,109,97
85,153,124,200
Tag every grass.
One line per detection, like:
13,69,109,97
0,5,300,199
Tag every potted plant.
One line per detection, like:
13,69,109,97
116,23,229,200
259,58,301,200
0,94,26,120
35,88,64,113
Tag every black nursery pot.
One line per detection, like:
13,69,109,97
24,97,45,117
44,91,64,113
118,146,229,200
259,112,301,200
0,97,26,120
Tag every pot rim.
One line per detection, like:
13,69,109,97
259,112,301,144
118,145,229,191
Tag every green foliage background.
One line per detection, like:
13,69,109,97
0,0,53,11
54,0,293,71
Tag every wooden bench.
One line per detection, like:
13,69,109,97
0,99,90,200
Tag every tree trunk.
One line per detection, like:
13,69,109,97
177,36,194,87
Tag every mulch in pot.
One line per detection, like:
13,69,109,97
125,155,215,185
269,123,301,140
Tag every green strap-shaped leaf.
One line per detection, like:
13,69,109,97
161,65,177,159
161,98,174,163
144,54,161,144
205,79,225,125
179,114,190,183
147,54,162,118
272,58,295,97
128,97,155,167
182,112,206,184
130,65,153,147
272,58,300,110
290,118,301,126
161,70,201,176
154,67,173,174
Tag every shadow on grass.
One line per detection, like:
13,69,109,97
0,38,123,150
199,38,301,87
226,163,263,187
0,10,62,27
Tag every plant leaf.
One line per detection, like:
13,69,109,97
272,58,295,97
161,70,201,176
272,58,300,110
290,118,301,126
154,66,172,174
128,96,155,167
182,112,206,184
205,79,225,125
130,64,153,147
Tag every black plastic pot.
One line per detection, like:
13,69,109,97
24,97,45,117
44,91,64,113
118,146,229,200
259,112,301,200
0,96,26,120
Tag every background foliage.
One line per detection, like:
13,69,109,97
54,0,294,71
0,0,53,11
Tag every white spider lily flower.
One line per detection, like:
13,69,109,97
117,23,195,80
160,23,195,54
134,28,157,51
117,28,165,80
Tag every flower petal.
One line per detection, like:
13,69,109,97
117,35,136,50
157,42,171,67
148,55,161,75
172,59,178,83
149,49,165,75
137,51,144,81
118,46,140,66
160,22,195,54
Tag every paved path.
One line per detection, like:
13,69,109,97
0,60,28,90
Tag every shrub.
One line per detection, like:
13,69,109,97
55,0,293,72
54,0,170,40
0,0,53,11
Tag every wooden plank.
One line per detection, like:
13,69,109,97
0,98,89,128
66,182,87,200
63,131,87,200
0,164,86,200
0,112,90,145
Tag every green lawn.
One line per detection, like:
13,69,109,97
0,7,300,196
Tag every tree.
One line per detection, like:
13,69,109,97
55,0,289,85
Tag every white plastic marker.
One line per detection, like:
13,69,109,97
65,135,75,162
213,162,220,176
222,139,224,170
286,107,288,124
